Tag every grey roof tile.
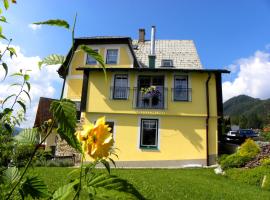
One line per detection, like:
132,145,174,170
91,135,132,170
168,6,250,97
132,40,202,69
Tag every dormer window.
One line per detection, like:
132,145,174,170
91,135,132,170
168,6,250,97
86,49,99,65
161,59,173,67
106,49,118,64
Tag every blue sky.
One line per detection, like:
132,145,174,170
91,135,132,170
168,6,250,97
1,0,270,127
4,0,270,67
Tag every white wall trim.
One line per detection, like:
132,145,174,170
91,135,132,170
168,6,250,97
137,116,161,151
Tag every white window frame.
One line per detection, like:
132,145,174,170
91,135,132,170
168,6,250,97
112,74,129,99
85,49,99,65
173,74,192,102
105,48,119,65
139,118,159,149
161,59,173,67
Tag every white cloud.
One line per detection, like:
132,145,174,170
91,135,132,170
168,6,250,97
28,24,42,31
222,50,270,102
0,42,62,128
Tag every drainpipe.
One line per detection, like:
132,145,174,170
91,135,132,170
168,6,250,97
205,73,211,166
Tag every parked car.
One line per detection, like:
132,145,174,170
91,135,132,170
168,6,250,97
226,129,258,143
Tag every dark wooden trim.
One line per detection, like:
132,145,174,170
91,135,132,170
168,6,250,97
77,67,230,74
80,71,89,112
205,73,211,166
215,72,224,145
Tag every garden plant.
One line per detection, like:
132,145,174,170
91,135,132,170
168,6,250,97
0,1,144,199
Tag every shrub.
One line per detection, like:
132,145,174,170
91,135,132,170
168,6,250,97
238,138,260,158
45,159,74,167
219,139,260,169
261,157,270,166
12,145,35,167
220,153,251,169
261,131,270,141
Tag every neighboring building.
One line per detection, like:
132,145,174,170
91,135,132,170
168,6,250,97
58,27,229,167
34,97,57,152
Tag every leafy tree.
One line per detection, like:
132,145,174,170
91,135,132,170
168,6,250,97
239,115,248,129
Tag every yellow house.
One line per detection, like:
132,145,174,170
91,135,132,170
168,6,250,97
58,27,229,167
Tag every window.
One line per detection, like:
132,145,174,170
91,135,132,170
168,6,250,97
113,74,128,99
174,75,189,101
74,101,81,121
106,49,118,64
161,59,173,67
140,119,158,149
86,49,98,65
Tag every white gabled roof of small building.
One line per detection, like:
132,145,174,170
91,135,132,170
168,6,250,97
132,40,202,69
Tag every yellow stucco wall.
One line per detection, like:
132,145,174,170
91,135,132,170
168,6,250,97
66,79,83,99
84,113,217,162
68,45,133,76
87,71,217,117
81,71,218,163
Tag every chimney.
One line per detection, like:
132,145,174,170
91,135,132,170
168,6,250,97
149,26,156,68
138,28,145,42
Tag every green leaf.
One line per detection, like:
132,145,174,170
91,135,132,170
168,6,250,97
26,81,30,92
50,99,81,152
39,54,65,69
87,173,145,200
14,128,38,145
19,175,49,199
24,74,30,81
17,100,26,113
8,47,17,58
3,167,20,186
33,19,70,29
0,16,7,23
81,45,106,78
3,0,9,10
0,33,8,40
23,90,31,102
1,62,8,79
10,72,23,77
52,180,79,200
100,159,111,174
2,94,16,107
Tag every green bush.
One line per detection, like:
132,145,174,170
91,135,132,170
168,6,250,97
220,139,261,169
45,159,74,167
261,131,270,141
12,145,35,167
238,138,260,158
220,153,251,169
261,158,270,166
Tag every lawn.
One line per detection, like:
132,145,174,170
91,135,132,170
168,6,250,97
29,167,270,200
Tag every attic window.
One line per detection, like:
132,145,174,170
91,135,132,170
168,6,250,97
161,59,173,67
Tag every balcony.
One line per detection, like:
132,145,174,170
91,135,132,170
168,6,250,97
133,87,167,109
171,88,192,101
110,86,130,100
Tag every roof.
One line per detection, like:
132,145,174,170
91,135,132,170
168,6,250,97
58,37,140,78
132,40,202,69
77,67,230,74
33,97,56,127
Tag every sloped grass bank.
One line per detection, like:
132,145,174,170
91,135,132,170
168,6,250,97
29,167,270,200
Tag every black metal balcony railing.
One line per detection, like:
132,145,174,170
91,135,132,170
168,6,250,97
172,88,192,101
110,86,130,99
133,87,167,109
